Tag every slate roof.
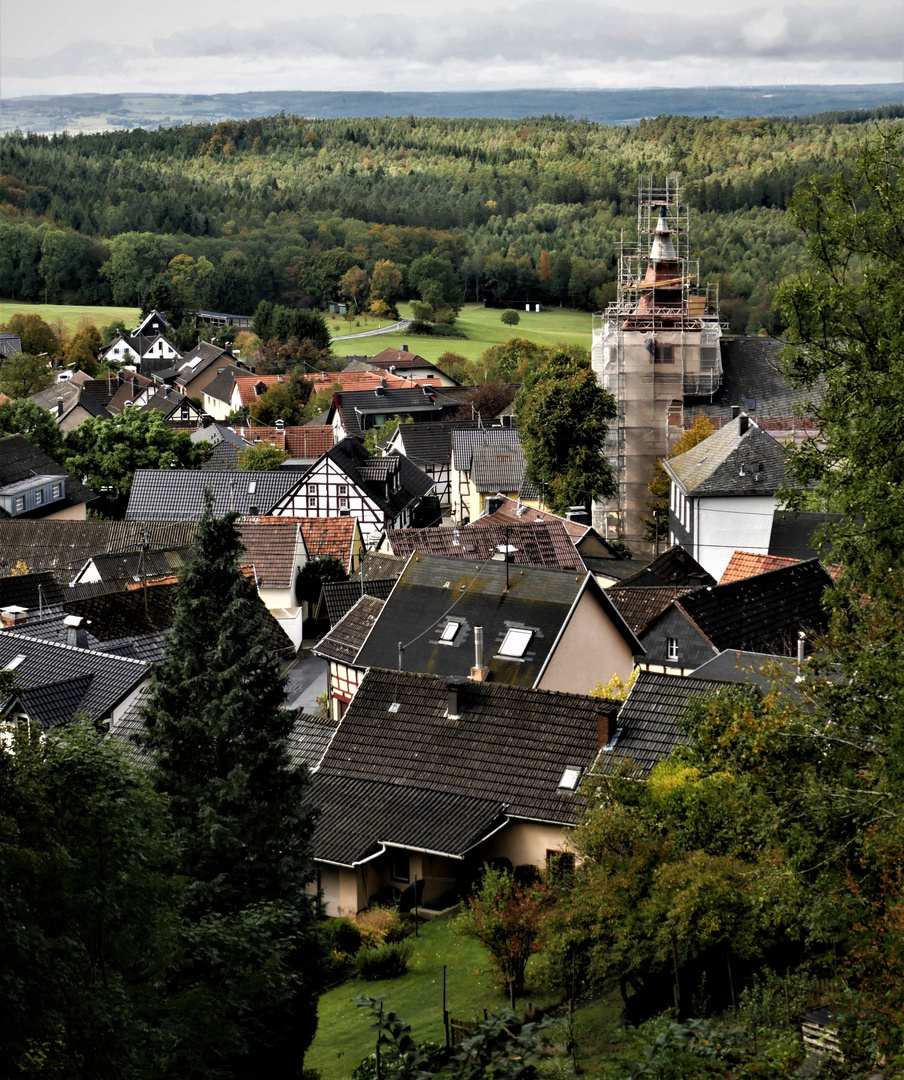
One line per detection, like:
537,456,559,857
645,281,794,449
687,336,823,422
0,435,96,519
315,667,618,829
607,586,695,635
125,470,301,521
384,520,586,572
598,670,729,775
719,551,800,585
31,381,111,422
0,631,149,727
670,558,832,656
311,774,507,866
769,511,843,561
0,521,198,578
451,427,522,471
202,365,250,405
353,552,639,687
691,650,800,693
320,579,396,626
315,594,386,664
664,414,786,497
392,422,468,465
616,546,716,589
173,342,232,386
0,333,23,358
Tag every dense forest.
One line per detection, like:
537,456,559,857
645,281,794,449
0,109,898,334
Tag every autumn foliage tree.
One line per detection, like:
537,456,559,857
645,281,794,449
643,413,717,541
455,865,549,999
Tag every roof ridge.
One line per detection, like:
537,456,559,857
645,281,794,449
0,631,151,665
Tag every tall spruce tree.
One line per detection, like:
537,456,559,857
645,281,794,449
143,495,325,1077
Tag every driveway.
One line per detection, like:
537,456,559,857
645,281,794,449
283,651,328,713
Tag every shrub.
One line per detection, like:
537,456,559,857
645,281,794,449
355,905,407,948
352,940,414,980
321,916,363,955
500,309,521,325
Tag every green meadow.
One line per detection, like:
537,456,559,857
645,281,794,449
0,301,141,336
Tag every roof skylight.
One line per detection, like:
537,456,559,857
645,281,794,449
558,767,581,790
439,622,460,644
498,627,532,659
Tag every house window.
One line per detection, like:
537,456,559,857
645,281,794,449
498,627,532,659
34,490,43,506
667,637,679,662
308,496,318,509
546,851,575,887
655,343,675,363
338,484,348,509
391,852,410,883
307,484,317,496
52,483,62,499
14,496,24,513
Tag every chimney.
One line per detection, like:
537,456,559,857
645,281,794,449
445,675,469,718
64,614,88,649
731,405,741,420
1,606,27,627
739,413,749,435
401,344,409,352
57,396,64,417
471,626,489,682
131,377,138,396
597,711,611,751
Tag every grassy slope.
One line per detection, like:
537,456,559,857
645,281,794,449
328,304,594,365
306,916,564,1080
0,301,141,335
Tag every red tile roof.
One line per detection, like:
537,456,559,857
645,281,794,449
249,515,359,571
232,426,335,458
719,551,800,585
302,370,444,394
481,496,589,541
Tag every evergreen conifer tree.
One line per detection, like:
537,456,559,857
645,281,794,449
143,494,325,1077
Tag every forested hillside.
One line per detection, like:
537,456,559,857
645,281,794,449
0,111,898,333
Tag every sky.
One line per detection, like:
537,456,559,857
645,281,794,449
1,0,902,99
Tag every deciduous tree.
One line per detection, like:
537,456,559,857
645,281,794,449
0,352,54,398
643,413,717,541
0,397,65,459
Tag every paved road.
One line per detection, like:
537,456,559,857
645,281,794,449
330,319,413,341
283,652,328,713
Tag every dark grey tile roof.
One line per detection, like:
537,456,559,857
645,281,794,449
470,443,538,498
0,631,149,727
174,343,231,386
607,586,696,634
0,570,65,609
125,470,301,521
672,558,832,655
0,521,199,577
0,434,96,519
202,365,247,404
664,415,786,497
315,595,386,664
393,422,469,465
16,675,96,729
451,427,522,471
352,553,638,688
311,774,507,866
688,336,823,421
616,546,716,589
320,579,396,626
288,713,338,770
316,668,619,830
361,550,408,581
385,520,586,572
598,670,730,775
0,333,23,358
691,650,800,693
74,547,193,586
202,441,242,470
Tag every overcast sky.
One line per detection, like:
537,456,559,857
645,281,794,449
1,0,902,99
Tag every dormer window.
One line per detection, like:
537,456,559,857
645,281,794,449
498,627,532,659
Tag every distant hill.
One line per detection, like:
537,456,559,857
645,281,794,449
2,85,902,135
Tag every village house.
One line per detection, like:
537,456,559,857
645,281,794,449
307,668,621,916
0,435,96,522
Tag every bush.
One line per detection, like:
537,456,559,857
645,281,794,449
352,1042,445,1080
352,940,414,980
321,916,363,955
501,309,521,325
355,905,407,948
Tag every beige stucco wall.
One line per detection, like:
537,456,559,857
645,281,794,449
475,820,572,870
539,588,635,694
46,502,88,521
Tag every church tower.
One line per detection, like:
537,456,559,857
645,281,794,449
591,176,722,551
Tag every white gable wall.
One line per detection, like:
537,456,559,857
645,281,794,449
671,492,777,581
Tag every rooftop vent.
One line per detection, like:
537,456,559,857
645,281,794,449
445,675,469,720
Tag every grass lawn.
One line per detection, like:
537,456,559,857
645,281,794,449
328,304,594,365
0,301,141,335
306,915,566,1080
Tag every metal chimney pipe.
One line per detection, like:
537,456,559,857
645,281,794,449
474,626,483,670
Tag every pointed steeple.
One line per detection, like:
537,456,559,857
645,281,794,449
648,206,677,262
